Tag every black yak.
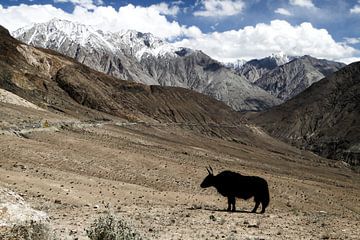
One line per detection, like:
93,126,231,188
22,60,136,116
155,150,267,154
200,167,269,213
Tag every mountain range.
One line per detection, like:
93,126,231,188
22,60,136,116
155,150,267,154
0,24,244,135
231,52,294,83
1,21,359,165
231,54,345,101
13,19,281,112
251,56,345,100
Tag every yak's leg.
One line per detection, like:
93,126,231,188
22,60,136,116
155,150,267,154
231,197,236,212
251,201,260,213
227,196,236,212
260,202,266,214
227,197,232,211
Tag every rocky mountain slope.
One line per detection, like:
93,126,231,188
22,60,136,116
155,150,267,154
250,62,360,165
230,54,345,101
234,53,294,83
140,50,281,111
12,19,280,111
1,24,246,132
12,19,157,85
254,56,345,100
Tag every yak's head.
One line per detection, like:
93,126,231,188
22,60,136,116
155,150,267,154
200,166,215,188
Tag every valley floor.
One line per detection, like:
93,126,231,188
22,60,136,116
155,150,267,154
0,103,359,239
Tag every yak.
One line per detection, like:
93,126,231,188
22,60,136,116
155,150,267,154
200,167,270,213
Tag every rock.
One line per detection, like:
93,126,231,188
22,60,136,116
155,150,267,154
247,220,259,228
320,233,330,239
0,187,49,229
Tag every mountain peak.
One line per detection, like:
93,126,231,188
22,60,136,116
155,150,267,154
12,19,187,61
270,52,291,66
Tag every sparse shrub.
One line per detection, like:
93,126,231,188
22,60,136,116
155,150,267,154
43,120,50,128
0,220,55,240
86,213,143,240
124,113,140,123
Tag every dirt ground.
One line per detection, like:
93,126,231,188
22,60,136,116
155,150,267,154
0,103,359,239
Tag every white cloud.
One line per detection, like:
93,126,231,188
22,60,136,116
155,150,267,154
0,4,72,31
0,4,185,39
344,37,360,45
289,0,315,8
338,57,360,64
275,8,292,16
54,0,103,10
194,0,245,17
173,20,357,62
149,2,180,16
350,1,360,14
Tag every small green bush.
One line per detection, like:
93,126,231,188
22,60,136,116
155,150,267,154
86,213,143,240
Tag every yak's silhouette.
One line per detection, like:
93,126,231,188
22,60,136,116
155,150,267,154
200,167,269,213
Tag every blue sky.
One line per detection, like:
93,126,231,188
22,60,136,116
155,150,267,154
0,0,359,63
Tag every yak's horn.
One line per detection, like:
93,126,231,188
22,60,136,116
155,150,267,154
207,166,213,174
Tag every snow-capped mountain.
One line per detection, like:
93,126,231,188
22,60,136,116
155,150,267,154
233,53,296,83
13,19,181,60
224,59,247,70
226,52,291,73
13,19,281,111
270,52,293,66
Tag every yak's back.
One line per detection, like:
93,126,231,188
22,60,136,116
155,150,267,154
215,171,268,197
217,171,243,181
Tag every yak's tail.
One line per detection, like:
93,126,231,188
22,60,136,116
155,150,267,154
262,181,270,209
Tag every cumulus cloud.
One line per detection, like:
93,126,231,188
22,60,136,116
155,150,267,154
173,20,357,62
194,0,245,17
275,8,292,16
0,3,184,39
54,0,103,10
350,1,360,14
289,0,315,8
0,4,72,31
148,2,180,16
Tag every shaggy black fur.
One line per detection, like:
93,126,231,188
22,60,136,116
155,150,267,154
200,167,270,213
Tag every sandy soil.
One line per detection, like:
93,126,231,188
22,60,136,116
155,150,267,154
0,103,359,239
